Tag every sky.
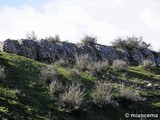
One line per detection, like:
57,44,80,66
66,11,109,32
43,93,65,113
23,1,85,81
0,0,160,51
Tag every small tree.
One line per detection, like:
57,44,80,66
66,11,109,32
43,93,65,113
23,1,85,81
81,35,97,46
46,35,60,43
112,36,151,50
26,31,37,41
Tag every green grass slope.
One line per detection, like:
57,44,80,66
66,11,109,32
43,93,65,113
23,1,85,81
0,52,160,120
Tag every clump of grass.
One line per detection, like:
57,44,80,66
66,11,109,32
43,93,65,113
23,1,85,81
112,59,127,71
142,60,156,69
58,83,85,112
119,84,143,101
40,65,59,83
92,80,113,107
50,80,63,95
0,66,5,81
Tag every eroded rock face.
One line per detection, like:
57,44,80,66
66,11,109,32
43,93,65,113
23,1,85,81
130,48,143,65
142,49,155,64
155,57,160,67
77,45,98,60
1,39,160,66
3,39,20,54
18,39,38,59
96,44,119,62
59,42,77,59
37,40,65,62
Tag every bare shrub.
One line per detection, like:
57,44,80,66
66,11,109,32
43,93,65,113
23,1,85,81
58,83,85,112
87,60,109,75
112,36,151,50
142,60,156,69
26,31,37,41
46,35,60,43
112,59,127,71
120,84,142,101
92,80,113,107
80,35,97,46
75,54,91,70
50,80,63,95
0,66,5,81
68,68,80,79
75,54,108,75
40,65,59,83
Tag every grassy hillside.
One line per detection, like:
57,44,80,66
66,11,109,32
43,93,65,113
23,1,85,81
0,52,160,120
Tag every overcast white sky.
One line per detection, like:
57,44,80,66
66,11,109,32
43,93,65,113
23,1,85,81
0,0,160,50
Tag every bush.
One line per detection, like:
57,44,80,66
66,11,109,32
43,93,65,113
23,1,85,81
80,35,97,46
75,54,108,75
46,35,60,43
50,80,63,95
112,36,151,50
75,54,91,70
26,31,37,41
119,84,142,101
142,60,156,69
58,83,85,112
68,68,81,79
0,66,5,81
92,80,113,107
40,65,59,83
87,60,109,75
112,59,127,71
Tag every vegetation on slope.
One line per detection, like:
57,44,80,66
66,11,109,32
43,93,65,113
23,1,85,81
0,52,160,120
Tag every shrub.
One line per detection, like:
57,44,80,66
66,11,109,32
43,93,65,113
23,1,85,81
40,65,59,83
92,80,113,107
75,54,108,75
119,84,142,101
46,35,60,43
26,31,37,41
80,35,97,46
75,54,91,70
142,60,156,69
112,36,151,50
112,59,127,71
58,83,85,112
50,80,63,95
0,66,5,81
68,68,81,79
87,60,109,75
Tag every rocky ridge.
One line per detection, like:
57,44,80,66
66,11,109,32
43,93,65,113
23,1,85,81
0,39,160,66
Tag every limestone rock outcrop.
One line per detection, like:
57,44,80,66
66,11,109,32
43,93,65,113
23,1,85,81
0,39,159,66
